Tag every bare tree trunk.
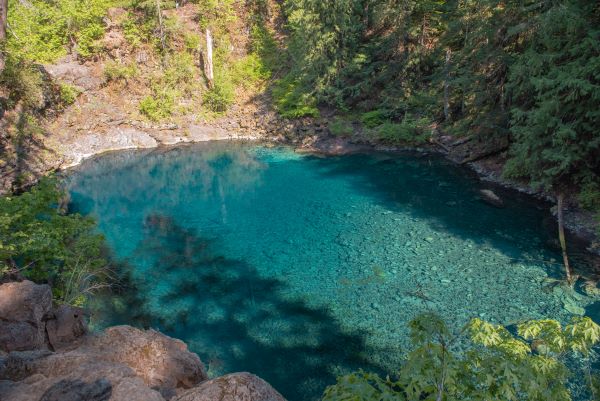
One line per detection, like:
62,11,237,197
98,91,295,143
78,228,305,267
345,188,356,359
205,28,214,89
435,343,448,401
419,14,426,47
0,0,7,74
443,49,451,121
557,193,573,284
155,0,166,53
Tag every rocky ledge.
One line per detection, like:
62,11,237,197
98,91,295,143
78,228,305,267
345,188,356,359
0,280,286,401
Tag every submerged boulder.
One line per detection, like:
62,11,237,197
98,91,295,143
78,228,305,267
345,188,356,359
479,189,504,208
173,372,286,401
0,280,52,352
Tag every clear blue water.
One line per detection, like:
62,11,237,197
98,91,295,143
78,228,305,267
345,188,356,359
66,142,596,401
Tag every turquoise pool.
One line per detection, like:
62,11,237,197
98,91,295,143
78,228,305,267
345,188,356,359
66,142,595,400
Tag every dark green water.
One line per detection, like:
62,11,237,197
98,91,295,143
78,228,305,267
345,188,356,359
66,142,596,401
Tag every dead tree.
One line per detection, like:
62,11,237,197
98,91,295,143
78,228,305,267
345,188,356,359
0,0,7,73
557,193,574,285
204,28,214,89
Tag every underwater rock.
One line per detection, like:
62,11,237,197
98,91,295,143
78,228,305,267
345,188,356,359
583,281,600,298
562,297,585,316
0,280,52,352
479,189,504,208
173,372,286,401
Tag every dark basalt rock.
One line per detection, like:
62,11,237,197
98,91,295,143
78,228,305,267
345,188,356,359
40,379,112,401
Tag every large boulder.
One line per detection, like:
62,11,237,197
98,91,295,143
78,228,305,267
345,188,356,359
46,305,88,350
173,373,286,401
45,57,104,91
0,325,206,401
86,325,207,391
0,280,52,352
0,360,165,401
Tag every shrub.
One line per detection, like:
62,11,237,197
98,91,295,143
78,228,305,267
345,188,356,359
360,109,389,128
231,54,271,89
203,79,235,113
59,84,80,105
250,24,281,74
139,92,175,121
163,53,196,93
74,22,105,59
272,75,319,118
7,0,110,63
0,178,110,305
184,33,201,54
121,12,149,49
0,59,46,110
369,116,431,144
329,117,353,137
104,61,139,83
323,314,600,401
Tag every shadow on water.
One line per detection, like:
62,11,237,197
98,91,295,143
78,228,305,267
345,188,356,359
302,151,599,280
99,213,384,401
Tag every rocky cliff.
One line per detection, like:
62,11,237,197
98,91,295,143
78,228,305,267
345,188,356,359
0,280,286,401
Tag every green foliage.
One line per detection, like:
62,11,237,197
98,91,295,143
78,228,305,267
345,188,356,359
0,178,109,305
104,61,139,83
360,110,390,128
272,75,319,118
0,59,47,110
139,53,199,120
184,32,201,54
139,94,174,121
121,12,151,48
370,117,431,145
504,2,600,194
196,0,236,31
203,74,235,113
7,0,111,63
329,117,354,137
59,84,80,106
278,0,599,210
323,313,600,401
249,24,282,76
231,54,271,89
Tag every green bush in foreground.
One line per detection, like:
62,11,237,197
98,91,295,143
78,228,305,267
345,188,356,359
323,313,600,401
0,178,110,306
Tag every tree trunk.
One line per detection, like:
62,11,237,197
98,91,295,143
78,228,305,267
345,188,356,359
557,193,573,284
155,0,166,53
205,28,214,89
0,0,7,74
443,49,451,121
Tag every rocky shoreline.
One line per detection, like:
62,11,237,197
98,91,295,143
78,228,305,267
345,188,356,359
50,118,600,261
0,280,286,401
